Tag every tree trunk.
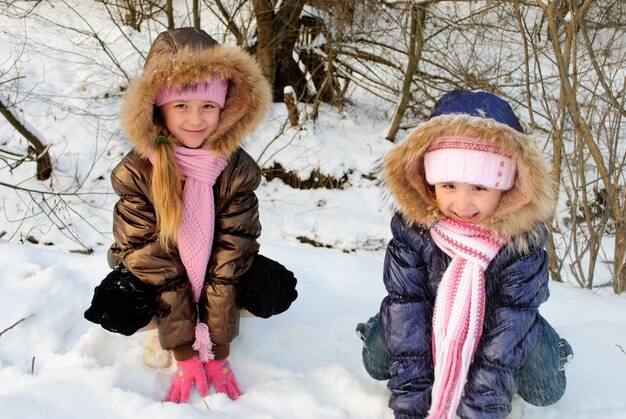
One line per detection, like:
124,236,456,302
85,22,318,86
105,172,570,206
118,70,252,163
166,0,174,29
0,98,52,181
386,4,427,141
192,0,200,29
213,0,244,45
252,0,276,85
283,86,299,127
616,221,626,294
252,0,307,102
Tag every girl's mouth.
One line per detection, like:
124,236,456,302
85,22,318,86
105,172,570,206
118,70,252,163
452,212,478,223
184,129,206,135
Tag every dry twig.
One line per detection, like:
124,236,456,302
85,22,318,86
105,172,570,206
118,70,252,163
0,316,31,339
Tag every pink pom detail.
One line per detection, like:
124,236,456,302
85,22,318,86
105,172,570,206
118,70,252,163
193,321,215,362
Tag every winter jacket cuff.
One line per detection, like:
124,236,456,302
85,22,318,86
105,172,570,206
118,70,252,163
173,342,230,361
212,343,230,360
172,343,197,362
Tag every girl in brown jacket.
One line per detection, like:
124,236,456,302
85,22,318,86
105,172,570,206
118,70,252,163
85,27,296,403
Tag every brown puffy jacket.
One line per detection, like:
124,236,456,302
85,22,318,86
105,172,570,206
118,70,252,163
107,27,271,361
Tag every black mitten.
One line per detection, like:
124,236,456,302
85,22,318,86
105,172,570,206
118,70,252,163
84,267,156,335
236,254,298,318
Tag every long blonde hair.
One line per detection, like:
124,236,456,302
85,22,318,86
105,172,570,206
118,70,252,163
151,140,182,250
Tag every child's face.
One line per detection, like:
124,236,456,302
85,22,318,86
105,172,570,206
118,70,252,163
434,182,502,224
160,99,220,149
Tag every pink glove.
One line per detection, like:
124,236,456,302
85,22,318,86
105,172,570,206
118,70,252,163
204,359,243,400
165,355,209,403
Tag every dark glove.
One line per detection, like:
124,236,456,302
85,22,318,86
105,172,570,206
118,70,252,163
236,254,297,318
84,267,156,335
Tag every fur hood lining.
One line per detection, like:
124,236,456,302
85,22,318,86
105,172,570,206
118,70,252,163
384,114,556,240
120,43,272,157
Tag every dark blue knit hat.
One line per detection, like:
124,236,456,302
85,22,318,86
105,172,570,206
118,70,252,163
429,90,524,133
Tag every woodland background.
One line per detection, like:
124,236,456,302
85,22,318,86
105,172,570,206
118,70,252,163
1,0,624,292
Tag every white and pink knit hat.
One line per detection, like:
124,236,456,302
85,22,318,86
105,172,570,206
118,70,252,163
154,75,228,107
424,137,516,191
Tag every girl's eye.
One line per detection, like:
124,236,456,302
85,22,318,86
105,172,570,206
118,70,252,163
174,103,187,109
474,186,487,191
202,103,215,109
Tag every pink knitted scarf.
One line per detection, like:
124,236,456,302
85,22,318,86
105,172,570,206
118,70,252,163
175,146,228,362
427,219,507,419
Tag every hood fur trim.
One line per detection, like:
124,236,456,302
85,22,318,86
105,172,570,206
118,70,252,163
384,114,556,240
120,43,271,157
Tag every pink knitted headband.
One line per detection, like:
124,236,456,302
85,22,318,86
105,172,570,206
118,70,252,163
155,76,228,108
424,137,516,190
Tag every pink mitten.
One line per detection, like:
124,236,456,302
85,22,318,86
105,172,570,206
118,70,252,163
165,355,209,403
204,359,243,400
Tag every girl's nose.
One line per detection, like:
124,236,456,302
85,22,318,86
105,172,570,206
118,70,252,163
455,192,473,211
187,108,202,125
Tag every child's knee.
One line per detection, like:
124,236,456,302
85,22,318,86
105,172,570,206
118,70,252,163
356,314,391,380
516,317,573,406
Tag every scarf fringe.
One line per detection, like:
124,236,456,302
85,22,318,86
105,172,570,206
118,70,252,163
193,320,215,362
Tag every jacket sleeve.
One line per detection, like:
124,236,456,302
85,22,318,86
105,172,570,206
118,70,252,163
107,153,185,284
210,149,262,281
379,214,436,418
457,227,550,419
107,153,196,360
201,148,262,359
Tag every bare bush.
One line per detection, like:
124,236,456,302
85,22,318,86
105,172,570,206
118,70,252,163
0,0,624,292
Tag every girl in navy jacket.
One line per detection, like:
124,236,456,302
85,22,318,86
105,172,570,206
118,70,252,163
357,90,573,419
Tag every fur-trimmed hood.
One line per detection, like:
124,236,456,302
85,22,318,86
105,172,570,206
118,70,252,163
384,90,556,241
119,27,272,157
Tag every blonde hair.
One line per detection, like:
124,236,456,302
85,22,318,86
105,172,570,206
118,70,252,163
150,140,182,250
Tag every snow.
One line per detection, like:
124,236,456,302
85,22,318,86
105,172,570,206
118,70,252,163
564,11,573,23
1,2,626,418
3,232,626,419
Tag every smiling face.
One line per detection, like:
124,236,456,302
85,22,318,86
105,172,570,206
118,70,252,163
434,182,503,224
160,99,220,149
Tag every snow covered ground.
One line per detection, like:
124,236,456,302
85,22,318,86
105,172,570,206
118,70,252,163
2,228,626,419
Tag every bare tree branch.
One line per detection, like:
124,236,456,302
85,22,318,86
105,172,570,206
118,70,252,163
0,97,52,180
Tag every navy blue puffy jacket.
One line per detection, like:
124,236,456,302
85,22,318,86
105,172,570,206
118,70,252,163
379,214,550,419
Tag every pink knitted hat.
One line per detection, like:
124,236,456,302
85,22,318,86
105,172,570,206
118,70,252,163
154,76,228,108
424,137,516,190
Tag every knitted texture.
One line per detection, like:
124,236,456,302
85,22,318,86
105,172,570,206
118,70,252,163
155,76,228,107
429,89,524,133
175,146,228,362
204,359,243,400
83,267,156,336
165,355,209,403
424,137,516,191
427,219,507,419
235,254,298,318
